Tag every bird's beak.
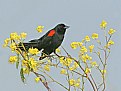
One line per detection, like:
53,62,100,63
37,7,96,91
64,25,70,29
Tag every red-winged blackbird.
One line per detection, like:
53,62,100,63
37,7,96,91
19,24,69,60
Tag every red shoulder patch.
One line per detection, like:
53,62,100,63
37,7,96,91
48,30,56,36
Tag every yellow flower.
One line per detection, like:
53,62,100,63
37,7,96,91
108,28,116,35
60,69,67,75
74,83,80,87
108,40,114,46
85,54,92,60
92,33,98,39
105,40,114,48
44,65,50,71
91,61,98,67
69,62,79,71
101,69,106,74
69,78,80,87
85,36,90,42
28,48,39,55
4,38,11,44
85,68,91,74
71,42,83,49
10,42,17,51
23,68,30,74
29,58,38,71
69,67,74,71
59,57,65,63
59,57,72,66
10,32,20,40
64,58,72,66
89,45,94,52
22,60,28,67
81,54,92,63
100,20,107,28
80,46,87,53
75,78,81,88
20,32,27,39
35,77,40,83
3,38,11,47
69,79,76,86
9,56,17,64
70,42,78,49
36,25,44,33
81,55,87,63
73,62,79,68
56,48,61,53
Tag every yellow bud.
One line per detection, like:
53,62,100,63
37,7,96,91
35,77,40,83
60,69,67,75
85,36,90,42
44,65,50,71
108,28,116,35
36,25,44,33
20,32,27,39
100,20,107,28
92,33,98,39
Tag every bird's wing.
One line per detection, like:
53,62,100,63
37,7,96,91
28,29,56,50
38,29,56,48
29,39,39,42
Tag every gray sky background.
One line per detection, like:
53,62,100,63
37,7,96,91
0,0,121,91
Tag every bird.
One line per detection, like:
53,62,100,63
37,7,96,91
19,23,69,60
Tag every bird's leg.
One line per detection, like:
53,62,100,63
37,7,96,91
39,52,54,62
53,51,61,65
39,52,47,60
54,51,60,57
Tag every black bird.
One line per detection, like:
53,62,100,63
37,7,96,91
19,24,69,60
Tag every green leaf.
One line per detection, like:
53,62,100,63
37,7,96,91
16,54,19,69
77,61,80,65
20,68,25,83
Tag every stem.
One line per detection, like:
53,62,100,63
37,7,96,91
69,57,97,91
42,70,68,90
102,50,107,91
90,74,98,90
33,72,52,91
82,76,84,91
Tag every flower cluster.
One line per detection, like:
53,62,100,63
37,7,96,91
100,20,107,29
28,48,39,55
3,32,27,51
69,62,79,71
91,33,98,39
69,78,81,88
36,25,44,33
9,56,17,64
81,54,92,63
70,42,83,49
59,57,73,66
22,57,38,72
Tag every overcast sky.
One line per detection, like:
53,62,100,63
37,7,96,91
0,0,121,91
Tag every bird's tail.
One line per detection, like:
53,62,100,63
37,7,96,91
18,42,39,51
